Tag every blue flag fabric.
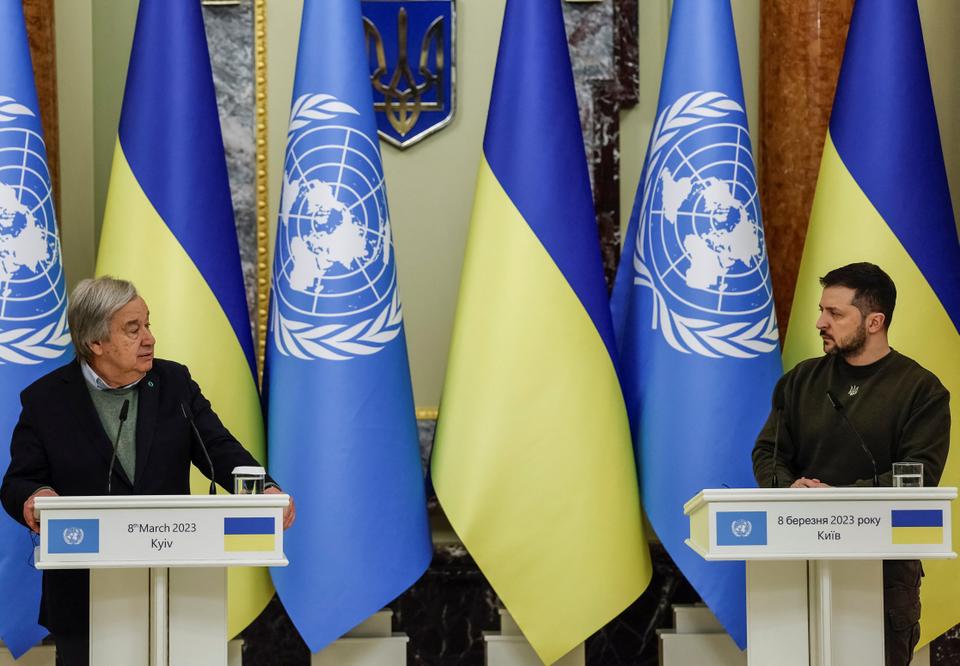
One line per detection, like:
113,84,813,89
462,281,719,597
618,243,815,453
0,1,73,656
610,0,781,647
265,0,431,651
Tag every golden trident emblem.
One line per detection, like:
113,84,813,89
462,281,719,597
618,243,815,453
363,8,446,138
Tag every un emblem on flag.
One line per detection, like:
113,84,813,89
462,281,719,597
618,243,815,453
0,96,70,365
271,94,403,361
632,91,778,359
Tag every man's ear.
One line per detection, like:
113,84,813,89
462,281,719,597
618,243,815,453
87,340,103,358
866,312,886,333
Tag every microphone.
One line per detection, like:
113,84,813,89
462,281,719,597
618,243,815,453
181,402,216,495
826,390,879,487
106,399,130,494
771,387,785,488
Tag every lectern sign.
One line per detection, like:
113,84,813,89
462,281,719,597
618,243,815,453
684,487,956,561
711,500,952,558
34,495,288,569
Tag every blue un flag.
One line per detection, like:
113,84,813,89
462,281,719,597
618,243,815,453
610,0,782,648
0,1,73,657
264,0,431,652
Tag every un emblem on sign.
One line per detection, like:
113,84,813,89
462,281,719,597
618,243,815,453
62,527,84,546
632,91,778,359
271,94,403,361
731,519,752,539
0,96,70,365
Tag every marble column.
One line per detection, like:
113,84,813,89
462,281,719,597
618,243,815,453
202,0,259,344
23,0,59,214
564,0,640,287
759,1,852,336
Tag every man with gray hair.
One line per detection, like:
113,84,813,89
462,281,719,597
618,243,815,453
1,276,294,666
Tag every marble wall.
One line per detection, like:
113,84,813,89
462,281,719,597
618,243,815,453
202,0,259,343
563,0,638,286
23,0,59,213
758,0,854,335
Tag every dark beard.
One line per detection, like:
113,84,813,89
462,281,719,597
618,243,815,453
827,322,867,358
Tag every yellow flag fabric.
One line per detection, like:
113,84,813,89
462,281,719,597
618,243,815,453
431,1,651,663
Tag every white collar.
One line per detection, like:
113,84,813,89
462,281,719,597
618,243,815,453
81,362,142,391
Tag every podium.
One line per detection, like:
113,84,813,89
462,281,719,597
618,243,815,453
684,488,956,666
34,494,288,666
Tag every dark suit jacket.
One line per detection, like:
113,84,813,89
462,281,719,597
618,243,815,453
0,358,271,636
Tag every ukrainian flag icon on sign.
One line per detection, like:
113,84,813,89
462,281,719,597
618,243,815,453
224,517,276,552
891,510,944,545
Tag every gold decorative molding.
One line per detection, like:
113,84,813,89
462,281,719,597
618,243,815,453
254,0,269,384
416,408,438,421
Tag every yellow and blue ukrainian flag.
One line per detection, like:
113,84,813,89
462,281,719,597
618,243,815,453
891,510,944,546
611,0,782,648
95,0,269,638
431,1,651,662
0,1,73,656
263,0,431,652
784,0,959,647
223,517,276,553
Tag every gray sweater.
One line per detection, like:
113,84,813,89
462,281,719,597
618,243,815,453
86,384,139,482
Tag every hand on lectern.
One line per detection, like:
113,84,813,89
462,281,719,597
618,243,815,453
790,477,831,488
265,486,295,530
24,487,58,533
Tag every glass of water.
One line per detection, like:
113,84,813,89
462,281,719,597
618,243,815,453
893,462,923,488
232,465,266,494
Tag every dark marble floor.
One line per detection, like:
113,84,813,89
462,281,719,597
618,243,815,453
240,541,960,665
240,542,701,665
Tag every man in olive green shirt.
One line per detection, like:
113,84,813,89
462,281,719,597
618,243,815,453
753,263,950,666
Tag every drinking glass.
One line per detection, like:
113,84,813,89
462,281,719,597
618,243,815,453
892,462,923,488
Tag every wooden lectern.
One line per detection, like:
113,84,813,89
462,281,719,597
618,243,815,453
34,494,288,666
685,487,956,666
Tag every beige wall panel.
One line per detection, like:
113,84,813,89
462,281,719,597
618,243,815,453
55,0,96,289
919,0,960,231
90,0,137,244
55,0,137,288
